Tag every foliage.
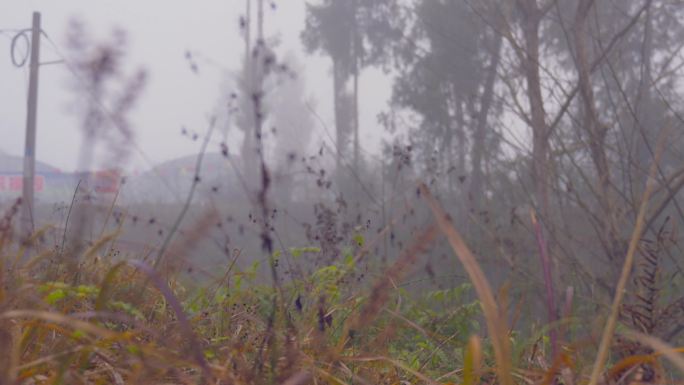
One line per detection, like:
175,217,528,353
0,231,487,384
5,1,684,384
0,208,681,384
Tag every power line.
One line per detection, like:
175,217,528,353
9,28,30,67
9,13,41,245
0,28,24,39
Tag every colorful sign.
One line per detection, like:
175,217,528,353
0,175,45,192
91,170,120,193
0,172,115,192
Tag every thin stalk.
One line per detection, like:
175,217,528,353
531,209,557,358
587,127,667,385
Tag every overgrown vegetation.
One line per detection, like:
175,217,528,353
3,0,684,384
0,184,682,384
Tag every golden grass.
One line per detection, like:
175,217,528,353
0,178,682,384
587,129,666,385
420,183,514,385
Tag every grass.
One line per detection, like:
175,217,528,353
0,183,683,385
4,10,683,384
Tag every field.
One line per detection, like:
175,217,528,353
3,1,684,384
0,182,682,385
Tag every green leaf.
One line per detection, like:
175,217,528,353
76,285,99,297
204,349,216,360
344,253,355,269
70,330,86,340
38,281,68,293
45,289,67,305
126,345,141,355
353,233,365,247
110,301,145,320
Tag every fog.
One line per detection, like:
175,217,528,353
0,1,391,172
1,2,684,379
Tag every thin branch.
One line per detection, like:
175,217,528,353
153,117,216,271
60,179,82,256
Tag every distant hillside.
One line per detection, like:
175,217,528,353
0,153,124,204
0,153,76,203
0,152,61,173
122,153,243,204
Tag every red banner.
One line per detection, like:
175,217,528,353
0,175,45,192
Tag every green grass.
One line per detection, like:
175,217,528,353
0,195,682,385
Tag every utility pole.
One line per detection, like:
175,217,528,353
21,11,41,243
244,0,251,79
352,0,360,175
257,0,263,42
240,0,256,188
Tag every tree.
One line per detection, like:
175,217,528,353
302,0,400,182
389,0,503,211
236,0,274,192
266,53,315,204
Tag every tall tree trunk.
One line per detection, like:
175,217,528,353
241,0,256,189
520,0,551,222
240,0,267,192
352,0,360,175
333,58,348,186
457,95,466,191
244,0,251,82
469,32,502,212
445,86,458,193
353,70,359,172
519,0,558,356
634,4,654,182
574,0,623,269
257,0,263,41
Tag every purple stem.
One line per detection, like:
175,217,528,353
531,209,558,359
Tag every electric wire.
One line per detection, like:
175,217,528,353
9,28,30,67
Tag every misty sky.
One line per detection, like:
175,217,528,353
0,1,391,172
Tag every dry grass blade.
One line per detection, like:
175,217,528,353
338,223,439,352
16,346,86,371
315,367,351,385
128,260,212,382
463,335,483,385
281,370,312,385
383,308,431,340
14,225,54,269
607,354,657,381
0,309,119,339
539,352,574,385
344,356,439,385
360,224,438,325
587,128,667,385
624,330,684,373
6,323,20,385
95,261,126,311
82,231,120,260
419,183,513,385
